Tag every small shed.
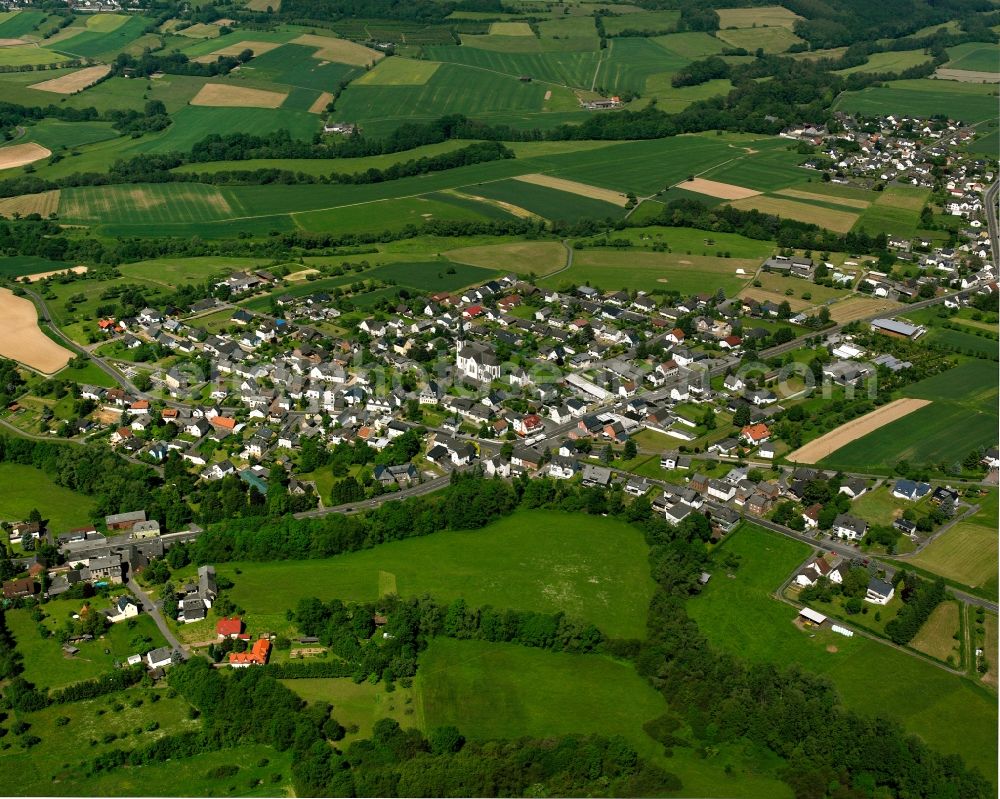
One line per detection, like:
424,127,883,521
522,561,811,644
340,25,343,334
799,607,827,626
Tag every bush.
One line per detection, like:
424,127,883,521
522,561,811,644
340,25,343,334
206,765,239,779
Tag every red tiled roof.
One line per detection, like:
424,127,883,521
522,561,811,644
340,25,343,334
216,616,244,637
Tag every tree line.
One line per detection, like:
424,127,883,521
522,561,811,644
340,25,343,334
885,571,948,646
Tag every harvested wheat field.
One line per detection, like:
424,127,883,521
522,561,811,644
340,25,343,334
934,68,999,83
193,40,283,63
828,296,902,323
787,398,931,463
285,268,319,282
730,195,859,233
29,64,110,94
776,187,871,209
308,91,334,114
291,34,383,66
0,142,50,170
0,189,59,218
682,177,760,200
514,173,628,206
25,265,87,282
0,38,27,46
191,83,287,108
0,287,73,374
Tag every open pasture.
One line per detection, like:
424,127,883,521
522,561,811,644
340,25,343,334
489,21,534,35
221,510,655,639
651,31,725,60
717,6,801,28
190,82,287,108
417,639,667,759
354,56,440,85
834,78,999,123
364,259,500,291
0,462,94,533
602,9,679,34
541,248,754,294
730,194,859,233
290,33,383,66
445,241,566,275
601,224,775,258
945,42,999,73
0,287,73,373
715,26,803,53
28,63,110,94
837,49,933,75
691,524,997,779
0,43,67,66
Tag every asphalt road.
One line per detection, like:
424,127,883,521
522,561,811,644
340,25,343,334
127,578,189,659
985,180,999,268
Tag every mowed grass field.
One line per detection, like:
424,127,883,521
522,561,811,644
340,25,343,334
909,490,998,594
819,361,999,474
445,241,567,274
540,249,754,294
221,510,655,639
690,524,997,780
910,600,962,664
945,42,999,73
0,463,95,532
715,26,803,53
834,79,999,123
852,184,929,238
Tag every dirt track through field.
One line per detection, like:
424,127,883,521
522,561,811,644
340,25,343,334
787,398,931,463
29,64,110,94
682,177,760,200
0,287,73,374
513,173,628,206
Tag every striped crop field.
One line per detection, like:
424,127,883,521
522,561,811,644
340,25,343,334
59,184,245,225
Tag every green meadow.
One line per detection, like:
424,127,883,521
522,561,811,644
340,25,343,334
0,463,95,533
221,510,656,639
834,79,999,123
690,523,997,780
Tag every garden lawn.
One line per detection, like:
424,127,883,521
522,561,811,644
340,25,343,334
222,510,655,639
690,523,997,780
0,463,94,533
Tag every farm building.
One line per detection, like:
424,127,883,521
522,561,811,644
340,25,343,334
870,318,924,339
